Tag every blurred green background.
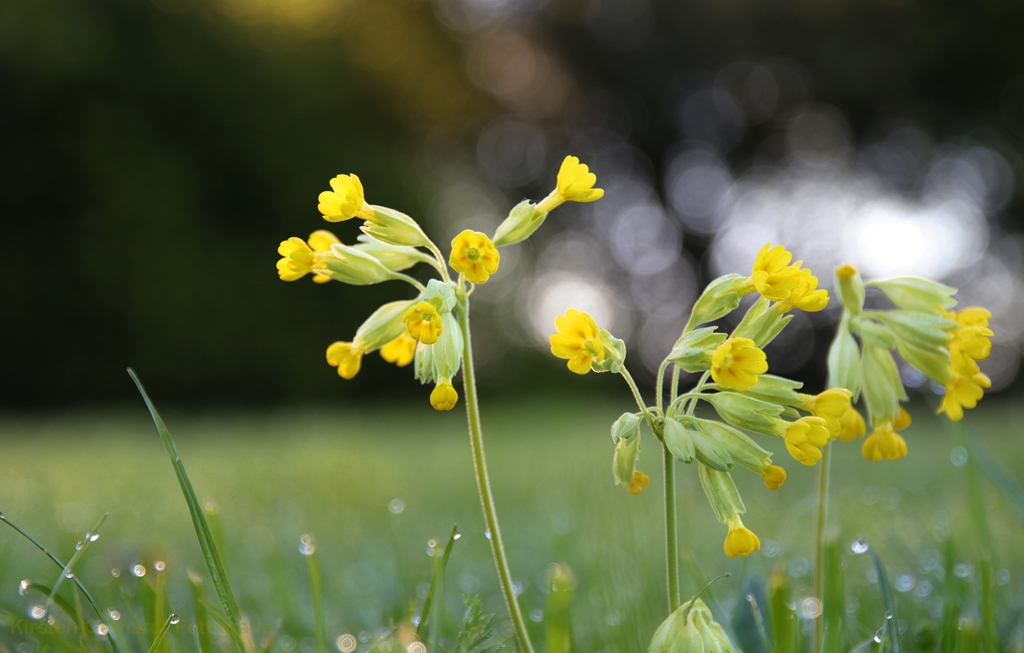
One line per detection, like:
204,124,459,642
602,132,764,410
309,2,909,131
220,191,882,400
4,0,1024,409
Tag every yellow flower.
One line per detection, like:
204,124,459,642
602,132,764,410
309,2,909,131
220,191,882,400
318,174,372,222
798,388,852,439
837,406,867,442
550,309,605,375
761,464,786,490
277,231,341,282
937,372,991,421
894,405,911,431
404,302,444,345
748,243,804,301
724,516,760,558
949,325,993,376
861,421,908,461
536,156,605,214
776,267,829,313
626,470,650,495
326,342,363,380
430,380,459,411
711,337,768,391
380,333,417,367
836,264,858,281
781,416,830,466
449,230,500,284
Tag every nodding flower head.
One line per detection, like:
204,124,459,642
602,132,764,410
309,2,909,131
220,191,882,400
710,338,768,391
550,309,605,375
326,342,364,380
318,174,370,222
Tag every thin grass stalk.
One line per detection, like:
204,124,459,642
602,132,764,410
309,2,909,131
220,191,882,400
661,363,680,613
813,441,833,652
45,514,108,620
146,614,177,653
416,524,459,641
72,582,89,651
302,535,327,653
457,301,535,653
189,572,214,653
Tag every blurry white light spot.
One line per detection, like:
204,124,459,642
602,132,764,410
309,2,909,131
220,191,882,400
336,635,357,653
528,273,615,344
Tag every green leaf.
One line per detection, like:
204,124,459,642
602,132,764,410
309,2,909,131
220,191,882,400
417,524,460,640
867,545,900,653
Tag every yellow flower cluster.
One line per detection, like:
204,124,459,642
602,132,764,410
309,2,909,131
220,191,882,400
938,308,993,421
551,243,838,557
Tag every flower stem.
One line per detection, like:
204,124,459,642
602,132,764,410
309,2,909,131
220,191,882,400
457,300,535,653
813,440,832,652
663,446,680,612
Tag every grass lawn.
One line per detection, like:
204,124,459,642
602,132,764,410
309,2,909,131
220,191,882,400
1,398,1022,652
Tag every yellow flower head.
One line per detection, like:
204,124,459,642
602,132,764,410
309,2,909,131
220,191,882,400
798,388,852,440
711,337,768,391
778,267,829,313
555,155,604,203
380,332,417,367
782,416,830,466
430,380,459,411
761,464,787,490
404,302,444,345
949,325,993,376
318,174,369,222
308,230,340,283
749,243,803,301
937,372,991,422
277,232,342,282
836,264,858,281
326,341,363,380
550,309,605,375
626,470,650,495
724,516,760,558
449,230,500,284
952,307,991,328
894,405,912,431
861,422,908,461
837,406,867,442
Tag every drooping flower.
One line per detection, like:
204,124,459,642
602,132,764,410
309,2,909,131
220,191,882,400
404,302,444,345
277,231,344,282
550,309,605,375
937,372,991,421
430,380,459,411
380,332,417,367
710,338,768,391
760,464,787,490
748,243,803,301
626,470,650,495
776,267,829,313
555,156,604,203
837,406,867,442
894,405,911,431
326,342,363,380
861,421,908,461
307,230,341,283
318,174,372,222
449,230,500,284
798,388,852,439
724,516,761,558
780,416,830,466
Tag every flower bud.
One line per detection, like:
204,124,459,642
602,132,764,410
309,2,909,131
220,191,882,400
835,264,865,314
354,234,434,272
430,380,459,411
686,274,747,328
591,329,627,374
611,412,643,443
827,316,862,398
325,244,399,285
662,417,695,463
361,205,431,248
860,344,905,424
691,419,772,473
740,374,803,407
492,200,548,247
687,420,734,472
701,393,784,436
667,327,727,373
414,342,434,384
868,277,957,314
613,435,641,486
353,300,417,353
731,296,793,348
648,599,739,653
431,313,464,383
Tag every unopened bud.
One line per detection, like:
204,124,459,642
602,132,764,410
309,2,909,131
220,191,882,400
687,274,747,328
353,300,417,353
835,264,865,314
361,206,431,248
668,327,727,373
492,200,547,247
867,277,957,314
648,599,739,653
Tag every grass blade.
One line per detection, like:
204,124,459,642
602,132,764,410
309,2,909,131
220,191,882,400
980,558,998,653
21,581,82,624
129,368,243,640
147,613,178,653
416,524,459,640
301,534,327,653
867,545,900,653
823,537,846,653
1,513,124,653
769,568,796,653
190,571,214,653
729,576,770,653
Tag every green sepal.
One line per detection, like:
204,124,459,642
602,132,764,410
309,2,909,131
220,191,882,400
422,278,457,314
868,277,957,314
663,417,695,464
492,201,548,247
732,296,792,348
612,434,641,486
741,374,804,406
354,234,434,272
699,464,745,523
851,316,897,350
352,299,417,353
687,274,747,328
667,327,727,373
592,329,626,373
361,205,431,248
702,392,784,436
828,314,862,399
860,344,904,424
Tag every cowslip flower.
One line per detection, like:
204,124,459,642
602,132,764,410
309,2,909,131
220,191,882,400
404,302,443,345
536,156,605,215
277,231,341,282
937,372,991,421
776,267,829,313
949,320,993,377
449,230,500,284
550,309,605,374
326,342,363,380
760,464,787,490
861,421,907,461
318,174,373,222
837,406,866,442
380,333,417,367
626,470,650,495
430,380,459,411
724,516,760,558
710,338,768,391
779,416,829,466
798,388,852,439
747,243,803,301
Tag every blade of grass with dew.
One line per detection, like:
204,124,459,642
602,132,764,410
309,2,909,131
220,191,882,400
129,369,243,639
300,534,327,653
189,571,214,653
22,581,83,625
154,564,170,653
729,576,770,653
824,537,846,653
44,514,107,619
768,568,796,653
146,613,178,653
193,624,204,653
200,598,247,652
867,545,900,653
980,558,998,653
0,513,124,653
72,581,89,651
416,524,460,641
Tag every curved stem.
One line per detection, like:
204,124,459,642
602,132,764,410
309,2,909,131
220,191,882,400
427,244,451,284
619,368,656,429
813,440,832,652
457,300,535,653
663,446,680,613
656,360,670,411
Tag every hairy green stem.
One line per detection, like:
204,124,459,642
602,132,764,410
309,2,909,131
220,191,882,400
457,300,535,653
813,440,832,652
